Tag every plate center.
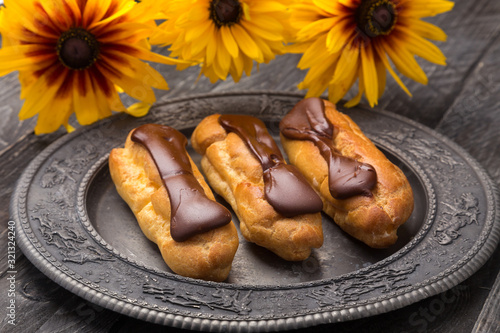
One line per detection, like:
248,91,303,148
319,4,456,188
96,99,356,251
85,125,428,285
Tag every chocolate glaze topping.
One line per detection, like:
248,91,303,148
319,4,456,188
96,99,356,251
131,124,231,242
279,97,377,199
218,115,323,217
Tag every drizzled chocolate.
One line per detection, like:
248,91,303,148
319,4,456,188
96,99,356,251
279,97,377,199
131,124,231,242
218,115,323,217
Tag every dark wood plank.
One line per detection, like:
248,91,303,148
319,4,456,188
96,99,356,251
0,73,37,155
473,272,500,333
434,19,500,333
436,34,500,182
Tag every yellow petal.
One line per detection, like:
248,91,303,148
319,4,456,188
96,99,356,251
243,55,254,76
241,20,284,41
291,2,325,20
185,18,211,42
300,51,338,97
128,0,168,21
149,20,177,45
133,46,193,66
73,71,100,126
302,51,337,85
330,40,359,85
0,45,40,75
329,44,360,103
374,52,387,99
189,30,211,59
402,0,454,18
107,86,127,112
175,11,193,29
297,34,332,69
39,0,73,31
3,2,58,39
286,41,313,54
115,84,124,94
205,24,218,66
360,45,378,107
242,15,283,32
18,71,66,120
231,24,263,61
97,22,155,43
396,26,447,65
246,13,284,33
180,37,194,60
201,63,220,84
34,96,73,134
250,1,287,13
252,34,275,62
211,59,228,81
242,2,251,21
126,102,151,117
345,68,365,107
108,71,157,104
63,0,83,22
328,64,358,103
404,17,448,42
313,0,344,15
18,72,37,99
338,0,358,9
230,54,245,82
374,42,412,96
104,52,169,90
88,0,135,30
65,124,76,133
94,82,113,119
83,0,112,28
187,4,209,21
382,39,428,85
297,17,337,41
216,33,232,77
221,26,239,58
326,18,353,54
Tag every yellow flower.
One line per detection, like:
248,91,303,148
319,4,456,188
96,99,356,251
0,0,188,134
288,0,454,107
149,0,291,83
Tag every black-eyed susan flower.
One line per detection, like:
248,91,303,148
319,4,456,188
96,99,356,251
0,0,189,134
288,0,454,107
149,0,292,83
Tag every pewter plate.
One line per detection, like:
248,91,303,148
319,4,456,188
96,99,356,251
11,92,500,332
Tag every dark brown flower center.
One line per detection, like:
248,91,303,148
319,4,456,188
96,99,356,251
210,0,242,27
57,28,99,70
357,0,397,37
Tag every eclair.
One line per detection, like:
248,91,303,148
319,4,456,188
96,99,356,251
191,114,323,261
109,124,238,282
279,97,414,248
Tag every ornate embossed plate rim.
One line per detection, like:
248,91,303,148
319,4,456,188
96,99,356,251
11,91,500,332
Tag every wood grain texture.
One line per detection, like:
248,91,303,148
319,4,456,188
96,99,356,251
1,0,500,332
473,271,500,333
0,73,34,155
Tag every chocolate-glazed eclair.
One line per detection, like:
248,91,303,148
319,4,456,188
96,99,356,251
109,124,238,281
191,114,323,261
280,98,414,248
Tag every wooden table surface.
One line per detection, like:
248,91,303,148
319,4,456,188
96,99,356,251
1,1,499,332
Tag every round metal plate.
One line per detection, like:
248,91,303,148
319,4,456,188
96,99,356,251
11,92,500,332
